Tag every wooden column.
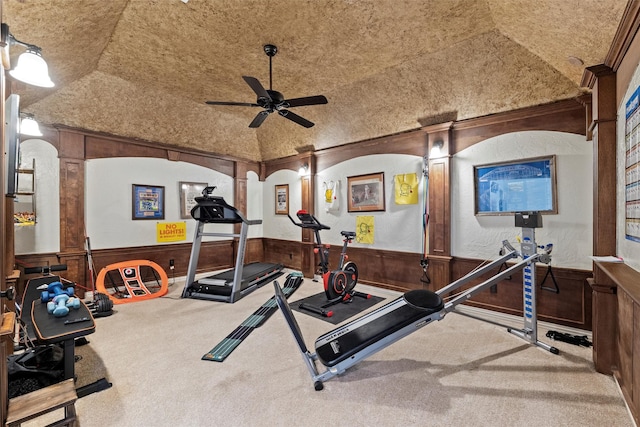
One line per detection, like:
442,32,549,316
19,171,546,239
425,122,453,290
57,131,87,295
584,64,618,374
299,153,315,277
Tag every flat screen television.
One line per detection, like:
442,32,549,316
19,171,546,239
4,93,20,196
474,155,557,215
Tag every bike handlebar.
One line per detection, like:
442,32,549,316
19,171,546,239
287,211,330,231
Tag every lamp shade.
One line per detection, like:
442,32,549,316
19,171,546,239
20,116,42,136
9,49,54,88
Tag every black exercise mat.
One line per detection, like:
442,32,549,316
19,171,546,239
291,292,385,324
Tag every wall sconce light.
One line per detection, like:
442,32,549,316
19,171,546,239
20,113,43,137
430,140,444,158
2,23,55,88
298,163,309,176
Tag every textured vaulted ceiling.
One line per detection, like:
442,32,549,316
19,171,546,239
3,0,626,161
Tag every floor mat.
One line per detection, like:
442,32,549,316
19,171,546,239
292,292,385,324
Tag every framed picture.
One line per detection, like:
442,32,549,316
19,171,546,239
132,184,165,220
347,172,385,212
179,181,207,219
275,184,289,215
474,155,557,215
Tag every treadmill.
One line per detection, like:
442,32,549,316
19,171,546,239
181,186,283,303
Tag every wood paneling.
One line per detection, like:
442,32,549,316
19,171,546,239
263,153,310,180
83,134,238,178
588,69,617,285
15,239,268,298
618,289,634,401
452,257,592,330
344,247,427,292
263,238,303,270
90,241,234,277
594,261,640,426
589,277,618,374
262,238,589,328
452,99,586,154
314,130,428,173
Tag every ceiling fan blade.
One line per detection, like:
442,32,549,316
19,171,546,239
205,101,260,107
242,76,271,101
249,111,270,128
278,110,314,128
283,95,328,108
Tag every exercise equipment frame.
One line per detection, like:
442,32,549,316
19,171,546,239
181,186,283,303
274,211,557,390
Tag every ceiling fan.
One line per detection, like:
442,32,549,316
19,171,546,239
205,44,328,128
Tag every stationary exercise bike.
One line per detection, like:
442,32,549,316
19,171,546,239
289,210,370,317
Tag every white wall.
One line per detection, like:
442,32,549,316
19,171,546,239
263,169,303,241
14,139,60,255
85,157,234,249
618,61,640,271
452,131,593,269
17,135,595,271
262,155,425,252
315,154,425,252
246,170,264,238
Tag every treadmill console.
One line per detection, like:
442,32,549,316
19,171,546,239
190,186,243,224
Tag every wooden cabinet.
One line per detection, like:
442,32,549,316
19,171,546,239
596,261,640,424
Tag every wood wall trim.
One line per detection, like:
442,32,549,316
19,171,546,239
84,135,237,177
604,0,640,72
314,130,428,173
452,99,586,154
263,153,311,180
54,125,259,178
262,99,584,177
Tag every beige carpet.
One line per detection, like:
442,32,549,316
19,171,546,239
25,273,634,426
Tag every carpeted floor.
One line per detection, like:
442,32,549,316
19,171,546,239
23,272,635,426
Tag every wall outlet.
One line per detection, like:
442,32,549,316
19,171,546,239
169,259,175,269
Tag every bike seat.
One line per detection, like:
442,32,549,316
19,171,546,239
341,231,356,238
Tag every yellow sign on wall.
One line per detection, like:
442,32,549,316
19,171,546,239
157,221,187,242
356,216,374,244
394,173,419,205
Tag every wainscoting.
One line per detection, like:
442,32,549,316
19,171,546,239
16,238,591,330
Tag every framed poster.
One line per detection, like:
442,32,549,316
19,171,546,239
474,155,557,215
275,184,289,215
179,181,207,219
347,172,385,212
132,184,165,220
